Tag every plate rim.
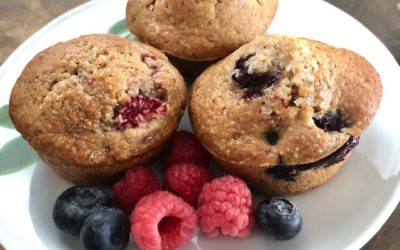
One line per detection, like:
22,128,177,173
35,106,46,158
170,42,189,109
0,0,399,249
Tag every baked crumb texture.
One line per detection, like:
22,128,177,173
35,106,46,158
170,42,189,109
9,34,187,184
190,35,382,195
126,0,279,61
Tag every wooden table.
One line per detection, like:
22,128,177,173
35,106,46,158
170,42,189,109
0,0,399,249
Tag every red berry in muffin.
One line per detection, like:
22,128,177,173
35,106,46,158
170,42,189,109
114,94,167,131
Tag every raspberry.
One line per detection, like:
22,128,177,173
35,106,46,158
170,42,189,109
141,53,159,74
165,130,211,167
197,175,254,238
114,94,167,131
164,163,213,206
112,166,160,214
131,191,197,250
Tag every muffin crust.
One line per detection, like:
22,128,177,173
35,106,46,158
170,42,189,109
126,0,279,61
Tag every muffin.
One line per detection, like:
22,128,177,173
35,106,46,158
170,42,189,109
189,35,382,195
9,34,187,184
126,0,279,61
167,55,217,84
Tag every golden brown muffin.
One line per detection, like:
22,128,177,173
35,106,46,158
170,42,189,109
126,0,279,61
9,34,187,184
189,35,382,195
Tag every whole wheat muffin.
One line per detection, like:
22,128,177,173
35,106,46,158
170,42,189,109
126,0,279,61
189,35,382,195
9,34,187,184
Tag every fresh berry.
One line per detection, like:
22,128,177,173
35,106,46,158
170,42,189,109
164,163,213,206
131,191,197,250
255,197,302,240
114,94,167,131
165,130,211,167
197,175,254,238
313,110,348,132
232,54,281,100
112,166,160,214
80,207,130,250
53,186,113,236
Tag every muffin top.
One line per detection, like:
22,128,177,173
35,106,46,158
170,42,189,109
126,0,279,61
9,34,187,166
190,35,381,168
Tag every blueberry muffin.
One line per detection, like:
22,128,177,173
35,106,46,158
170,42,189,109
126,0,279,61
189,35,382,195
9,34,187,184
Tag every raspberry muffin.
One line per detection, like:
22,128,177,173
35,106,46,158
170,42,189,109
189,35,382,195
126,0,279,61
9,34,187,184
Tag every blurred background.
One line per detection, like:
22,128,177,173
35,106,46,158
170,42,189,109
0,0,399,249
325,0,399,64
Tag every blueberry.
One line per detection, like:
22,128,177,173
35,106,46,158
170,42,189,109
256,197,302,240
80,207,130,250
266,131,279,145
53,186,113,236
232,54,281,99
313,110,348,132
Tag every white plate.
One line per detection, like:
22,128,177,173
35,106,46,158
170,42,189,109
1,0,399,249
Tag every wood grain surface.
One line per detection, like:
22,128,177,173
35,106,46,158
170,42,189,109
0,0,399,249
